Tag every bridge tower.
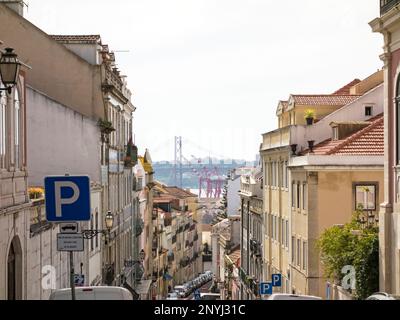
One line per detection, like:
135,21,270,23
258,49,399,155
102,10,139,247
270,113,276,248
174,136,183,188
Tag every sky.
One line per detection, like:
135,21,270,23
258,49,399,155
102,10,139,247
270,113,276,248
25,0,383,162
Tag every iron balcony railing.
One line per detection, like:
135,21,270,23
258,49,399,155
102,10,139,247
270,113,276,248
381,0,400,15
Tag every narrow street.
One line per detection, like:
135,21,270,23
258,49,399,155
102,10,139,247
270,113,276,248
183,281,214,300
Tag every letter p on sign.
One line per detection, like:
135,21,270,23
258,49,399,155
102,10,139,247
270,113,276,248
45,176,91,222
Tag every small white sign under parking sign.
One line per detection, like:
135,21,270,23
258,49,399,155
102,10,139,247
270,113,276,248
57,233,84,252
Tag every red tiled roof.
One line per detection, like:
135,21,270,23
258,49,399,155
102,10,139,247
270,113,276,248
290,94,361,106
50,35,101,44
333,79,361,95
307,115,384,156
164,187,198,198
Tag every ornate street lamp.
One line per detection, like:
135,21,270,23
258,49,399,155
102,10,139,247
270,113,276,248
105,211,114,230
0,48,21,94
82,211,114,239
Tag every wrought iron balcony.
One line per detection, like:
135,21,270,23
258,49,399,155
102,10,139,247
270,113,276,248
381,0,400,15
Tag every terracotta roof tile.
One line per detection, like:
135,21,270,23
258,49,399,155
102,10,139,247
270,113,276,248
307,114,384,156
164,187,198,198
50,35,101,44
290,94,361,106
333,79,361,95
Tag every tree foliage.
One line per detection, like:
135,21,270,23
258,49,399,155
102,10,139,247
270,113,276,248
317,210,379,300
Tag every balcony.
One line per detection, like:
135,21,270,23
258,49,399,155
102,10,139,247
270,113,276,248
381,0,400,15
184,223,190,231
172,235,177,244
261,126,306,152
193,233,199,242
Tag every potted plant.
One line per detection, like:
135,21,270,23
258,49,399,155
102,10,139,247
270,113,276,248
98,118,115,135
304,109,316,125
29,187,44,200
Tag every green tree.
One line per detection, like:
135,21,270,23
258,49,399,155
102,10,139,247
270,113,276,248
317,210,379,300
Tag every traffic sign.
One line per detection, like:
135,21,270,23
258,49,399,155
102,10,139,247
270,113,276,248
57,233,84,252
74,274,85,287
260,282,273,295
272,274,282,287
45,176,91,222
60,223,79,233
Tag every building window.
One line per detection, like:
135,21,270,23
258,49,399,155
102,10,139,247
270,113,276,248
355,184,377,211
272,162,276,187
365,106,373,117
292,182,296,208
286,220,289,248
281,218,284,245
90,214,94,251
95,210,99,248
297,183,301,209
297,239,301,267
302,184,307,210
302,241,307,271
285,161,289,189
14,89,20,168
291,236,295,263
333,127,339,141
272,216,275,240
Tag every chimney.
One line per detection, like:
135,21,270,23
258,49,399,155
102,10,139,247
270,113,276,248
0,0,24,16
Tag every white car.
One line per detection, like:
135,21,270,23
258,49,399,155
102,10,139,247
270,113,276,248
49,286,134,300
192,293,220,300
167,292,179,300
366,292,400,300
267,294,322,300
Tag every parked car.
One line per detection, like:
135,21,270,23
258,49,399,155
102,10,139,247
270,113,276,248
49,286,134,300
192,293,220,300
267,294,322,301
366,292,400,300
174,286,186,298
167,292,179,300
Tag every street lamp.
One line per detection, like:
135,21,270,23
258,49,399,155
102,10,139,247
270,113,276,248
0,48,21,94
82,211,114,239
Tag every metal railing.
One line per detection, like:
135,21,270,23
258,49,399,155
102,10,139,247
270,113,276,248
381,0,400,15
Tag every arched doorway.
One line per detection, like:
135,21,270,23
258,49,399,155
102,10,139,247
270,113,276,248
7,236,22,300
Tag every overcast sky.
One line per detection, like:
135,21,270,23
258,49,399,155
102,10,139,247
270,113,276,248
25,0,383,162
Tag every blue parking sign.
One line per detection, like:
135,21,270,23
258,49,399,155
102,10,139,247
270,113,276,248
45,176,91,222
260,282,273,295
272,274,282,287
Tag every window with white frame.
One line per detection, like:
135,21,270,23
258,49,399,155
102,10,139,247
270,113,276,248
302,183,307,210
14,89,21,168
355,184,377,211
297,182,301,209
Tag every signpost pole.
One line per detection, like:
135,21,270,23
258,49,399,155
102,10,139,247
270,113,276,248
70,251,76,300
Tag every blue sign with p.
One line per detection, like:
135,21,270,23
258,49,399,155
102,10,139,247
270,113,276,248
45,176,91,222
260,282,273,295
272,274,282,287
